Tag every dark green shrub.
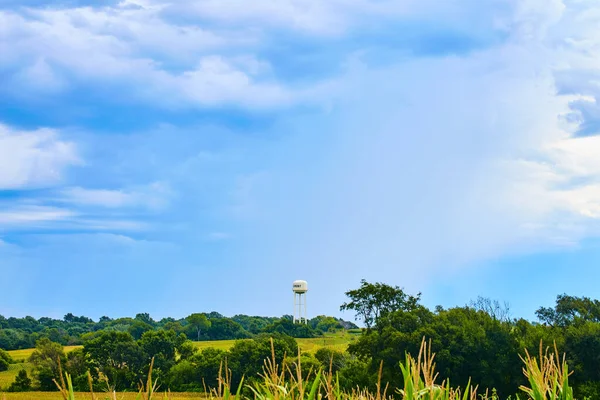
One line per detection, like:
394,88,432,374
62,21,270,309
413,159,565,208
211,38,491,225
8,369,32,392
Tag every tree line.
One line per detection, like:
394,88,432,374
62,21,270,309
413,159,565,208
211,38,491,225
0,312,357,351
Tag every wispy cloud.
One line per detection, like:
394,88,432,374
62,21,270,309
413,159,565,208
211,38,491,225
0,205,75,227
58,182,173,210
0,124,79,189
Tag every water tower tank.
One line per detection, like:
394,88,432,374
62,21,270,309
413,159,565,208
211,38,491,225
293,280,308,294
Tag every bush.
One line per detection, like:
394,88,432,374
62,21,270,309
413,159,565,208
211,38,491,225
8,369,32,392
314,348,347,373
0,348,13,372
0,357,8,372
262,319,319,338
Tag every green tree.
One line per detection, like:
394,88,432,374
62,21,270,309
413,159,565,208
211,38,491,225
228,333,298,387
83,331,145,390
262,318,318,338
128,320,153,340
194,347,228,388
340,279,421,329
563,321,600,398
177,339,198,361
186,313,211,341
138,329,182,377
167,360,200,392
536,294,600,326
65,348,89,391
337,356,372,392
206,318,250,340
312,316,343,333
135,313,155,326
8,369,32,392
29,338,66,391
0,348,12,371
347,306,523,397
314,348,347,373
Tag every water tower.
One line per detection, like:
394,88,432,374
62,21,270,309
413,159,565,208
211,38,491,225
292,280,308,324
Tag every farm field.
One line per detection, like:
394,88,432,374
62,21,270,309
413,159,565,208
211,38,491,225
0,332,357,391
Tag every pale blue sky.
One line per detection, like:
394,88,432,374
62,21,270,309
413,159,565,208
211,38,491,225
2,0,600,322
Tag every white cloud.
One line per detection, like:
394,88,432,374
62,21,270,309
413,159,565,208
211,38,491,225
0,203,148,231
508,134,600,223
175,56,292,107
0,5,297,108
0,124,79,189
0,205,75,226
59,182,173,210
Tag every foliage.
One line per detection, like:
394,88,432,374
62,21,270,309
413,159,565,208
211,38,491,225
310,316,344,333
262,319,319,338
0,349,12,372
83,330,145,390
205,318,249,341
129,321,154,341
536,294,600,327
340,279,421,329
7,369,32,392
185,314,211,342
228,333,298,387
313,348,347,374
0,312,355,351
29,338,66,391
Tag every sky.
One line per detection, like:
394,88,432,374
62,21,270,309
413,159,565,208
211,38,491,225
2,0,600,322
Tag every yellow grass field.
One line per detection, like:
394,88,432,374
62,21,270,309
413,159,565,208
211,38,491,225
0,364,33,390
7,346,80,363
190,332,356,353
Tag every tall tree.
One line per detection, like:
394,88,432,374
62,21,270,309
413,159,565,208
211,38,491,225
186,313,211,341
536,294,600,326
29,338,66,391
340,279,421,329
83,331,145,390
469,296,511,322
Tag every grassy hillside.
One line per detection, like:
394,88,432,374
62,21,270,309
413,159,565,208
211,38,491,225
191,331,357,353
0,364,32,391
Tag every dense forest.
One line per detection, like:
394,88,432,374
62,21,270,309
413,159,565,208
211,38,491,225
2,280,600,399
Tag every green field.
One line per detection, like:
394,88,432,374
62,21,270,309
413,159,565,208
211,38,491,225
0,332,356,391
